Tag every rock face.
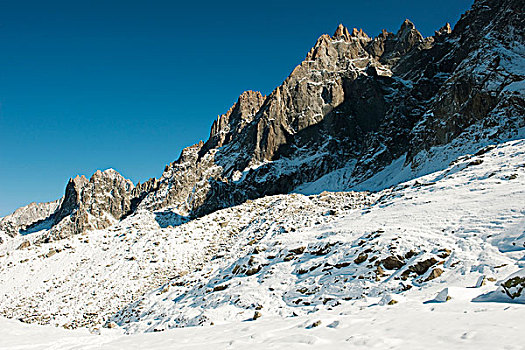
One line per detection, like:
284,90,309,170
44,169,135,240
1,170,137,241
3,0,524,240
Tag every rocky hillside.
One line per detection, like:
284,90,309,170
1,0,523,244
111,139,525,333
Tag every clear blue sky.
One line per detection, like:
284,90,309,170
0,0,473,216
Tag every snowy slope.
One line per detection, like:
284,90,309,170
1,138,522,339
1,298,525,350
0,187,373,328
110,138,525,333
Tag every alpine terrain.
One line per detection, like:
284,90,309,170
0,0,524,348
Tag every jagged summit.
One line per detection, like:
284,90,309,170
400,18,416,30
1,0,523,242
333,23,349,38
435,22,452,36
332,23,369,41
206,90,265,151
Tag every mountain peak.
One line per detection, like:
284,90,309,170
396,19,422,40
435,22,452,36
333,23,350,39
91,168,125,180
400,19,416,31
238,90,264,104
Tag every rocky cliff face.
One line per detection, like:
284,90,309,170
42,169,136,241
0,170,137,242
2,0,523,240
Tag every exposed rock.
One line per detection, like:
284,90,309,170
425,268,444,281
411,258,438,275
212,284,229,292
289,246,306,255
354,253,368,264
45,249,57,258
17,241,30,250
0,199,62,237
435,23,452,37
437,249,451,259
381,256,404,270
45,169,136,240
309,320,322,328
501,276,525,299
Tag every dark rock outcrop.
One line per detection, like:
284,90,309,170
45,169,135,240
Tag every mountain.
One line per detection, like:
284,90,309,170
0,0,524,343
1,0,522,243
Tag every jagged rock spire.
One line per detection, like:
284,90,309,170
332,24,370,42
333,24,351,39
206,90,265,151
435,22,452,36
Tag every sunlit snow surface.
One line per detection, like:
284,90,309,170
0,138,524,349
1,299,525,349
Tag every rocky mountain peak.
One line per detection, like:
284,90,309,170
351,27,368,38
332,24,370,44
333,24,350,40
52,175,89,224
376,18,424,64
238,90,264,104
399,18,416,32
22,169,137,241
92,168,122,179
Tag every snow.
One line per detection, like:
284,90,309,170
1,299,525,349
474,268,525,304
1,138,524,348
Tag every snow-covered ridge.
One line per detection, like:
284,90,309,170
0,199,62,239
110,138,525,333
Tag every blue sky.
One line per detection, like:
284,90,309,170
0,0,473,216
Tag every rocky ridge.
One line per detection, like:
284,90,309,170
1,0,523,242
0,199,62,239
